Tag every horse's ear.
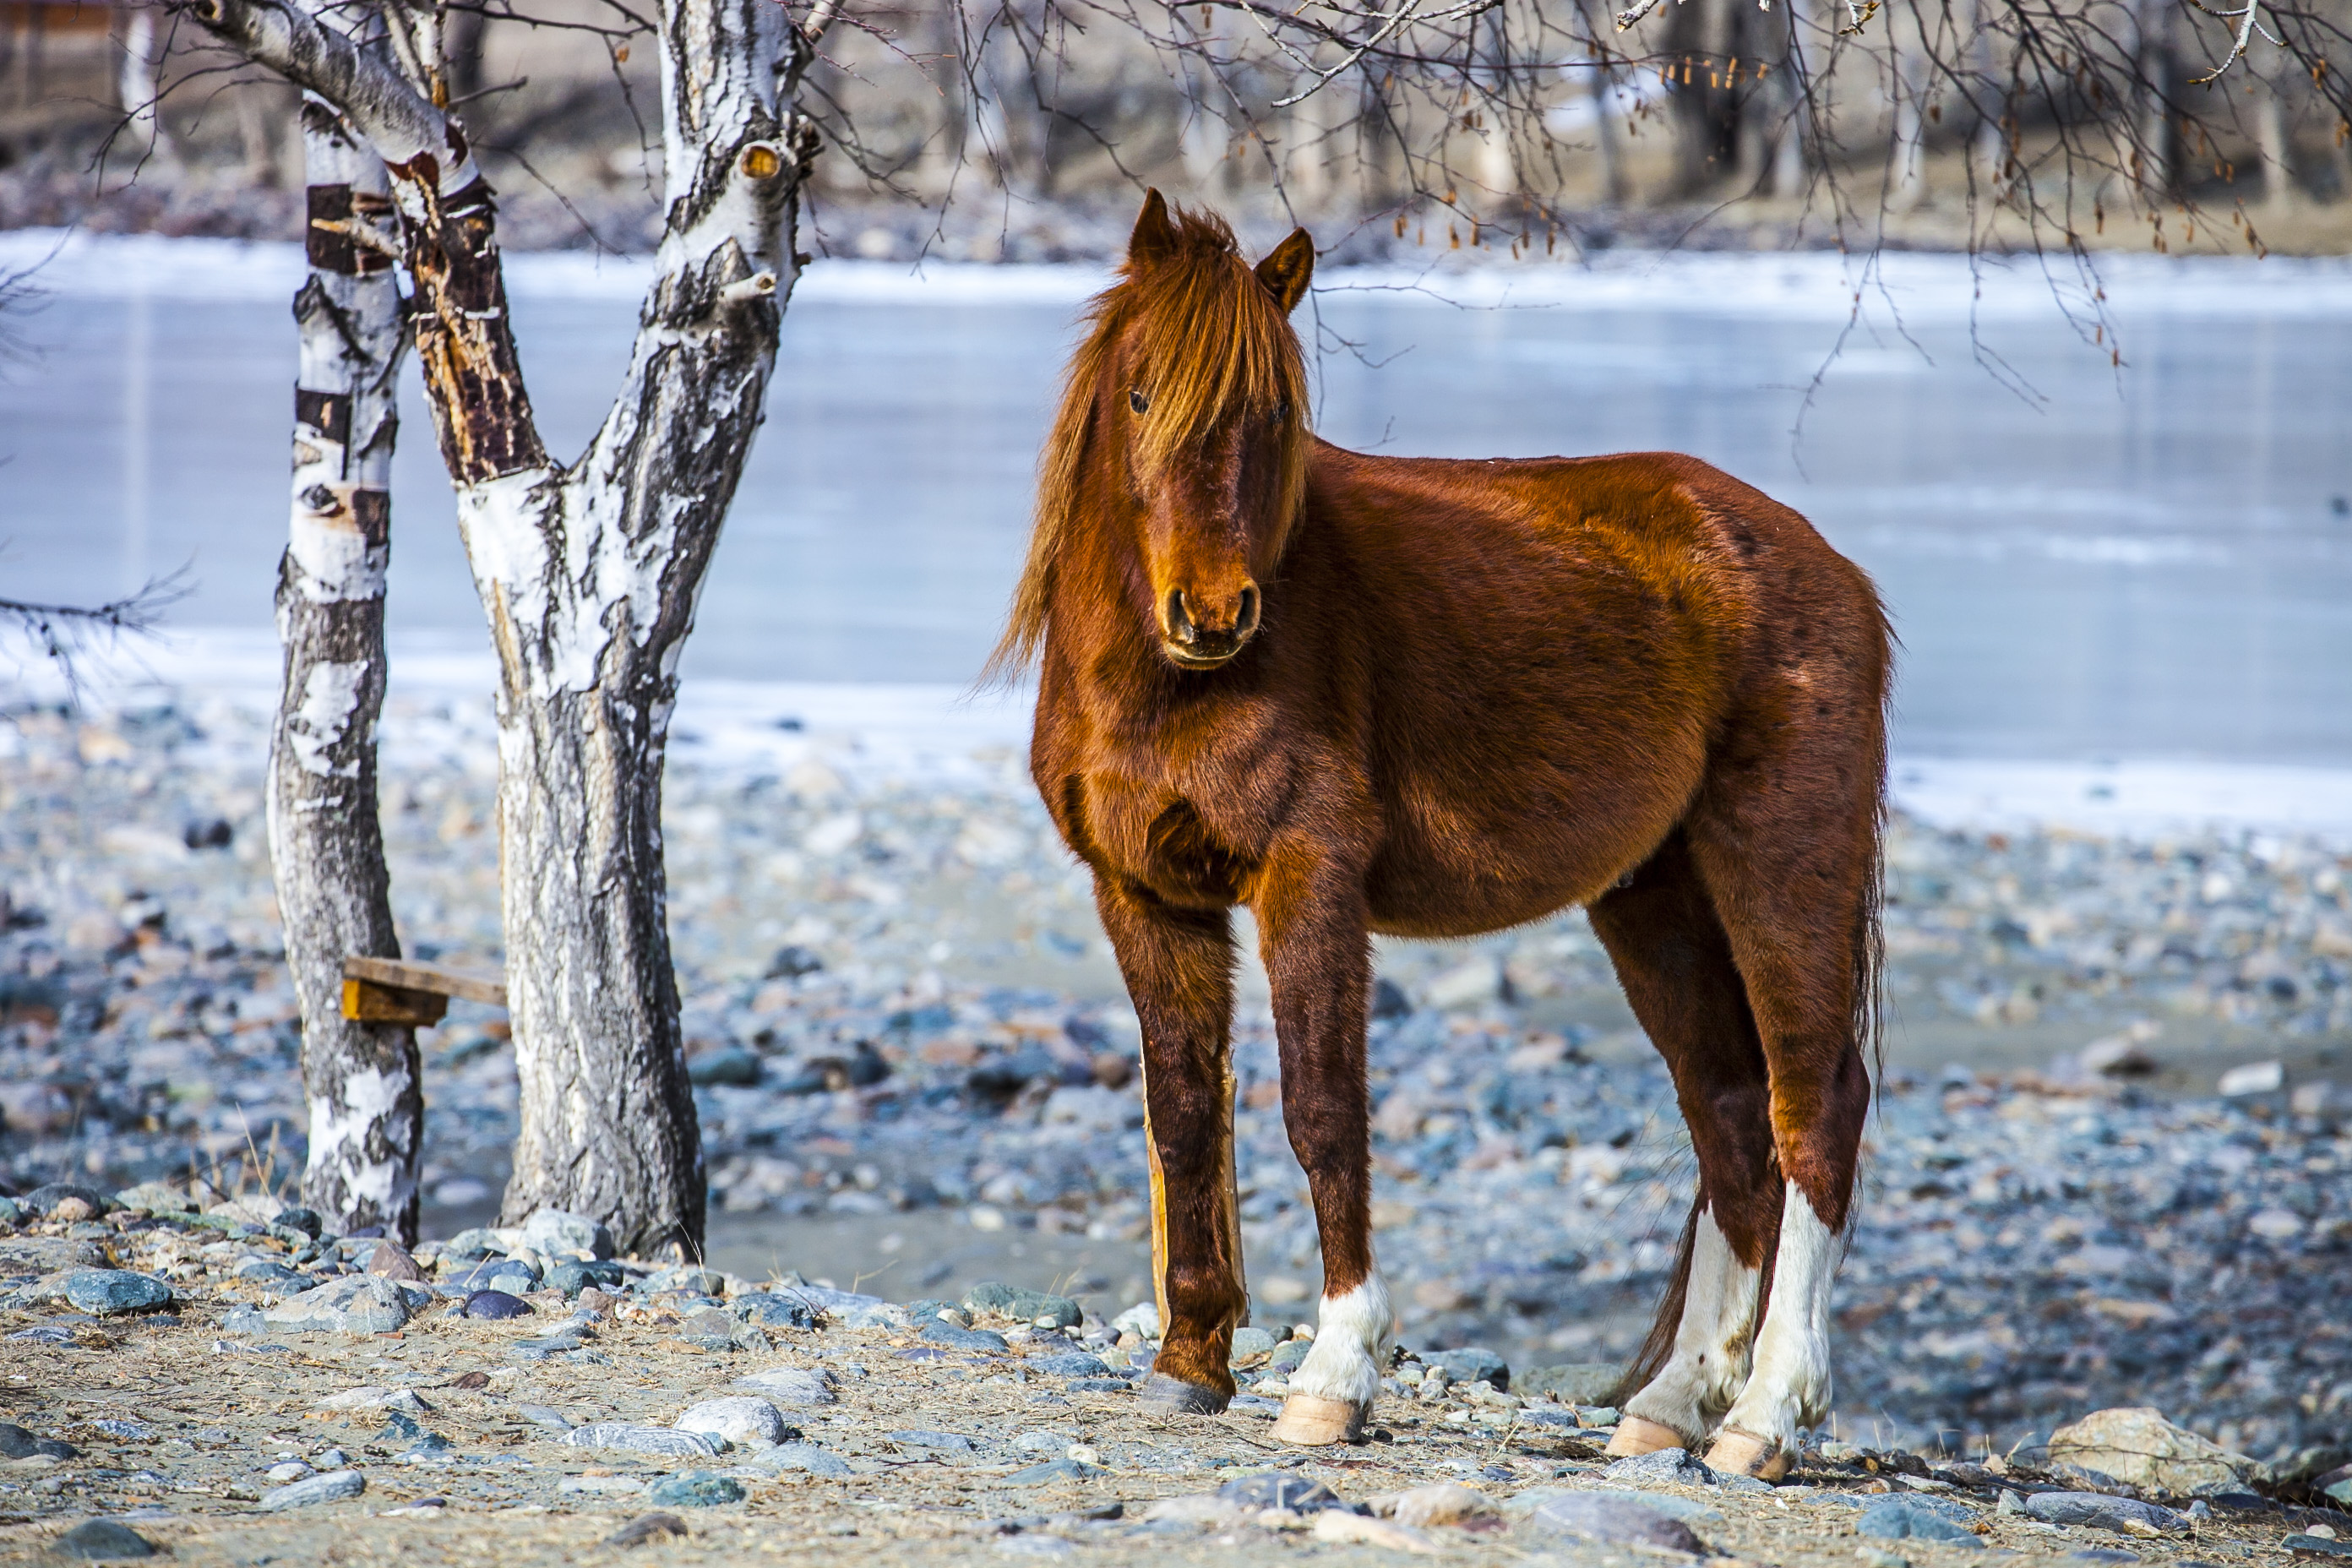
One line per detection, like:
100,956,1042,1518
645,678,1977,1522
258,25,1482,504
1129,189,1179,269
1255,228,1315,313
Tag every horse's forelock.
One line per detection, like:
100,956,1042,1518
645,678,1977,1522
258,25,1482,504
984,204,1307,683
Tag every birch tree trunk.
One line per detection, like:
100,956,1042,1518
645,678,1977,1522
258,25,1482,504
269,84,421,1243
189,0,819,1257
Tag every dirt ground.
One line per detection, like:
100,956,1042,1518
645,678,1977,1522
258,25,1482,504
0,1285,2335,1566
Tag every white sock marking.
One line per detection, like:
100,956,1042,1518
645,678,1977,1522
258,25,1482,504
1622,1206,1761,1444
1289,1273,1393,1408
1719,1184,1841,1451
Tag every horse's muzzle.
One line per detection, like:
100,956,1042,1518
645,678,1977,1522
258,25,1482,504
1161,585,1260,670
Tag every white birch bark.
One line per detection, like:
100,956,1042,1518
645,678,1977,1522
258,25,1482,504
188,0,819,1257
268,75,420,1240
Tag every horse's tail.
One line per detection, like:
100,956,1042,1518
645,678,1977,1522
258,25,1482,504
1605,1194,1701,1410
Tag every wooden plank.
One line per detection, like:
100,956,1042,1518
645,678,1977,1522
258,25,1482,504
341,955,508,1007
341,977,449,1026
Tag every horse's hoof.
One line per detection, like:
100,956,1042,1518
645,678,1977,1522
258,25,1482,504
1703,1425,1794,1483
1139,1374,1230,1417
1605,1414,1696,1457
1271,1394,1368,1446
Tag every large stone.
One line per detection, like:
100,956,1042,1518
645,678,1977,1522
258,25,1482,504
51,1518,158,1559
1857,1500,1984,1547
961,1281,1082,1328
260,1469,368,1510
263,1276,411,1335
0,1424,78,1461
61,1270,172,1316
675,1396,793,1449
520,1208,614,1260
563,1424,721,1459
111,1183,196,1217
1422,1347,1510,1391
1228,1326,1279,1366
1004,1457,1102,1486
1516,1363,1621,1406
921,1320,1010,1353
1217,1472,1344,1512
647,1470,745,1507
20,1183,109,1219
1603,1447,1718,1488
1390,1483,1497,1527
734,1367,837,1407
1523,1492,1711,1554
2022,1491,2189,1534
365,1242,427,1282
750,1440,854,1478
2050,1407,2269,1497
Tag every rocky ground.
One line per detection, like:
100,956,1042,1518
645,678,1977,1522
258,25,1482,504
3,689,2352,1560
0,1191,2349,1565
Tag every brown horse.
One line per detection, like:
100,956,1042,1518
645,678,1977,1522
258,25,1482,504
994,191,1891,1477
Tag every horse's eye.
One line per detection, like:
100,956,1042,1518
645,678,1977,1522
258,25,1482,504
1274,400,1291,423
1129,389,1150,415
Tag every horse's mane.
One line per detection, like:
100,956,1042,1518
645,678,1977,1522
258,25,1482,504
985,204,1309,681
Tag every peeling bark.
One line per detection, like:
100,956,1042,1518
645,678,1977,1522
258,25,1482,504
269,90,421,1244
190,0,821,1257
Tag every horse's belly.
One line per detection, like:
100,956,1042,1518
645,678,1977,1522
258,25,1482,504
1362,840,1617,939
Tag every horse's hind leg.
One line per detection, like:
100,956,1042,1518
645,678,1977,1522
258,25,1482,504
1684,770,1879,1480
1093,879,1248,1415
1586,830,1783,1456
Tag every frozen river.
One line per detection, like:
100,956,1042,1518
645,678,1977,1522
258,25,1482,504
3,235,2349,768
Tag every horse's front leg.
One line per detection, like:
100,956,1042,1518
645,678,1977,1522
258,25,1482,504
1095,876,1248,1415
1254,850,1389,1446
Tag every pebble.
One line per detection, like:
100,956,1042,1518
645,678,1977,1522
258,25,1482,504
264,1462,313,1483
259,1469,367,1510
1004,1457,1102,1486
1228,1326,1278,1365
7,700,2352,1473
60,1269,172,1316
1029,1352,1110,1379
562,1424,721,1459
463,1290,532,1321
675,1396,794,1448
646,1470,746,1508
48,1519,158,1560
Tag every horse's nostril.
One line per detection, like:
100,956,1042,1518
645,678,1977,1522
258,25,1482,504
1236,584,1260,638
1167,589,1196,643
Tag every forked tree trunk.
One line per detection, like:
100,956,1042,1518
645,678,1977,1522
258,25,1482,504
269,87,421,1244
191,0,818,1258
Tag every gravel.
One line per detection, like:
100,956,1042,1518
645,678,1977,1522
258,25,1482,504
3,693,2350,1478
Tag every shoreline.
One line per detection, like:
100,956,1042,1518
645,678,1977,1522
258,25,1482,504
10,228,2352,321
